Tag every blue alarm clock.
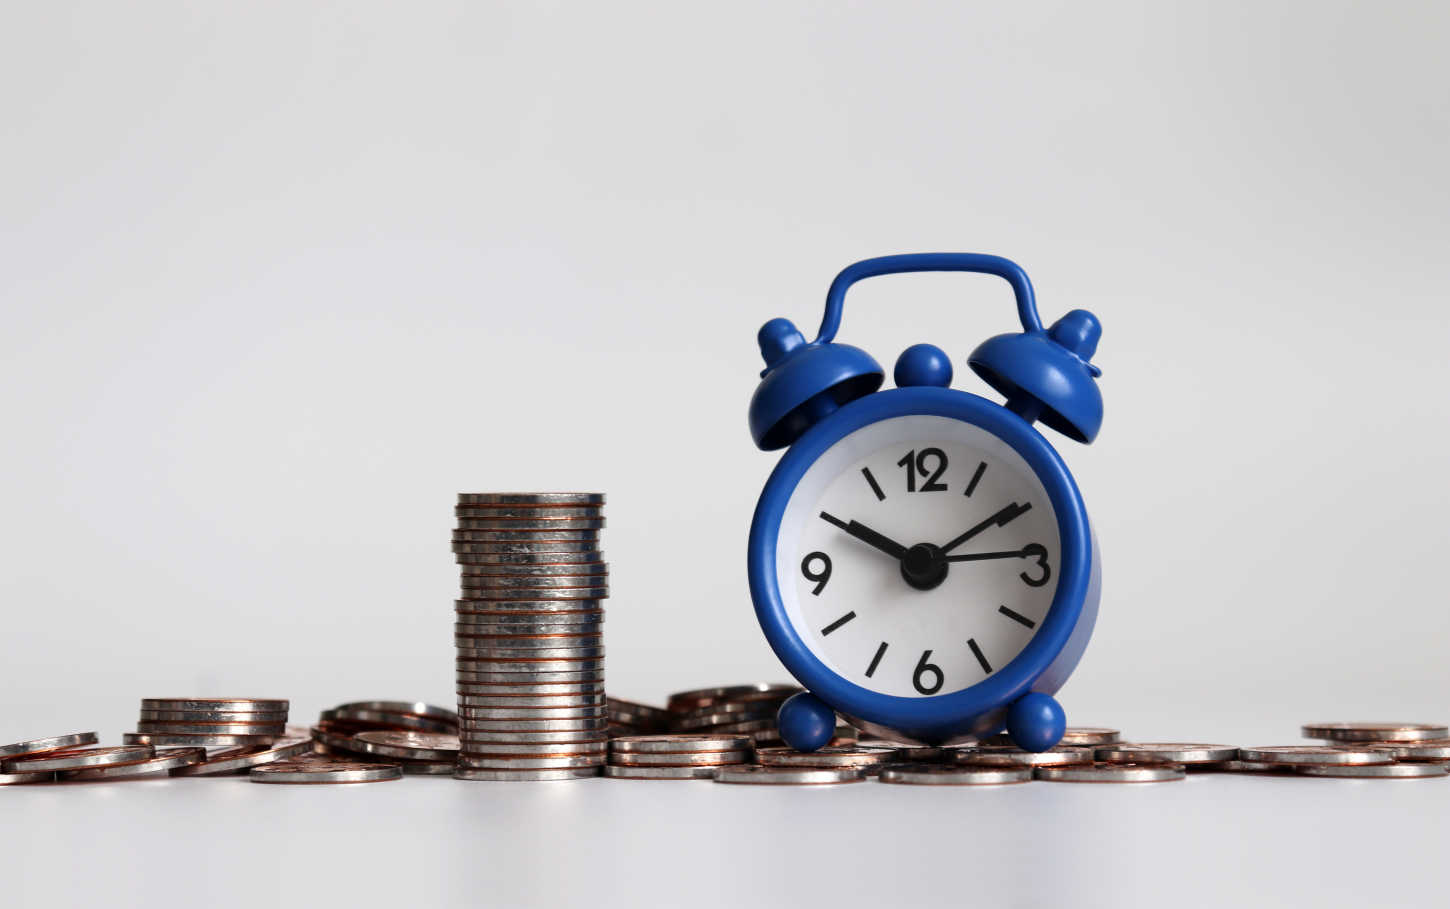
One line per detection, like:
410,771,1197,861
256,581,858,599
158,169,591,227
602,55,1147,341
746,253,1104,753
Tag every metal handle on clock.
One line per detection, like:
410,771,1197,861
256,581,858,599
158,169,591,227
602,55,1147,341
813,253,1045,345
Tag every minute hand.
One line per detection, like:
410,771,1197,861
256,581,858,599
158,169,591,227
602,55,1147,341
939,502,1032,555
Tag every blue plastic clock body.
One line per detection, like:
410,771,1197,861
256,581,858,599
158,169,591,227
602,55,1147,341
744,253,1105,752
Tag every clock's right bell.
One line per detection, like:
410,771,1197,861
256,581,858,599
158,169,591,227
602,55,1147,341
968,309,1104,444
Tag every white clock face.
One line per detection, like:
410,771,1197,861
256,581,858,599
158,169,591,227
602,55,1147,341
776,415,1061,698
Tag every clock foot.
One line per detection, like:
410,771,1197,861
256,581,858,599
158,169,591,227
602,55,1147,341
1006,692,1066,752
777,692,837,753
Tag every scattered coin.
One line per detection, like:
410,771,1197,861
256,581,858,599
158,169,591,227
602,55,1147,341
959,745,1096,767
135,722,287,736
0,732,98,759
1035,762,1187,783
454,767,600,781
1060,727,1122,746
1218,760,1298,774
1094,743,1239,765
0,771,55,785
125,732,278,747
878,764,1034,785
462,742,610,756
4,745,155,774
1358,740,1450,761
1301,723,1450,743
330,702,459,724
140,699,288,713
1298,762,1450,779
62,748,207,780
609,734,754,754
1236,746,1390,766
713,766,865,785
251,762,402,784
457,755,604,770
352,731,460,762
609,751,751,767
667,684,800,713
756,746,900,772
172,738,316,776
602,764,716,780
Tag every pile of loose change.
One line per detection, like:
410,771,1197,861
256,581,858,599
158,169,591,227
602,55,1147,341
453,493,609,781
6,700,1449,787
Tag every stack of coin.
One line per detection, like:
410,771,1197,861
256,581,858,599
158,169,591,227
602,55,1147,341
310,701,460,775
665,684,801,745
123,698,290,748
606,697,671,736
453,493,609,781
605,734,754,780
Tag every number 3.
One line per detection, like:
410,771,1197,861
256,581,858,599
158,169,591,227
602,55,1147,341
1020,543,1051,587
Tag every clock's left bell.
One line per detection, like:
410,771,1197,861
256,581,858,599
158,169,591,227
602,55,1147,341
748,318,883,451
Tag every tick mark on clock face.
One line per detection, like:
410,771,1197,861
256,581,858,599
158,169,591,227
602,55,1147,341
997,605,1036,629
864,641,888,678
861,467,886,501
967,638,993,674
821,611,857,636
963,461,987,497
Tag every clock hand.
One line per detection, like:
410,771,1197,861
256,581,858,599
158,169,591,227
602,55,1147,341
819,512,908,560
939,502,1032,555
944,548,1031,563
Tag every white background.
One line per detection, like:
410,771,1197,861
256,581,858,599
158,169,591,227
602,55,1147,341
2,2,1447,906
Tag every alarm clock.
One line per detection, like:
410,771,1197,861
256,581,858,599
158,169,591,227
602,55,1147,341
745,253,1103,753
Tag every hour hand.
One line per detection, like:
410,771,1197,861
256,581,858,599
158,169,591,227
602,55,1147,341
819,512,907,560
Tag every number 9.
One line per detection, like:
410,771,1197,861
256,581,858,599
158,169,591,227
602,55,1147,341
801,551,832,595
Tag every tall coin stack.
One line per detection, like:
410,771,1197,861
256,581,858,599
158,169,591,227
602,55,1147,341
453,493,609,781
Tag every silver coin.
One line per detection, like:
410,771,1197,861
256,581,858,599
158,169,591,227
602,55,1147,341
459,577,610,592
456,630,605,645
1359,740,1450,761
457,598,607,613
454,635,604,650
1298,762,1450,779
455,648,605,662
1301,723,1450,743
455,548,604,561
351,731,460,761
398,761,456,775
0,732,99,759
453,530,601,542
958,746,1096,768
602,764,716,780
124,732,278,747
1059,727,1122,746
667,684,801,712
1219,760,1298,774
459,730,609,745
455,612,603,627
1094,743,1239,765
455,754,604,770
878,763,1034,785
321,710,456,733
457,671,605,685
454,767,600,781
251,762,402,784
460,707,607,721
609,750,751,766
455,505,604,519
459,588,610,601
461,718,609,733
457,493,605,506
0,771,54,785
456,518,606,531
331,702,459,722
1036,762,1186,783
137,709,289,723
62,747,208,780
135,722,287,736
755,746,899,770
461,741,610,756
457,558,604,571
713,766,865,785
457,693,606,708
4,745,155,773
455,658,605,672
311,727,369,754
459,563,609,577
140,698,288,713
608,734,754,754
171,738,315,776
453,542,601,556
1236,746,1391,765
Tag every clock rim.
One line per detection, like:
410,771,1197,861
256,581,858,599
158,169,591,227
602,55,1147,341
748,385,1092,742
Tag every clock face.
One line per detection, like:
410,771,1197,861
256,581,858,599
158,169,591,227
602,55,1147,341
775,415,1061,698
